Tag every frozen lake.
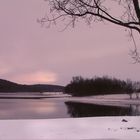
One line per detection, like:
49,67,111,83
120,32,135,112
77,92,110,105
0,92,140,119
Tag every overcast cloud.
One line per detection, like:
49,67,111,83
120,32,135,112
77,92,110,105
0,0,140,85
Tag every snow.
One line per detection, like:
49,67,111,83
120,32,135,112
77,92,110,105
0,117,139,140
0,92,71,98
0,93,140,139
0,93,139,106
64,94,140,107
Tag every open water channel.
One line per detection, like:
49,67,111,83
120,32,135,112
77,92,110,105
0,93,139,119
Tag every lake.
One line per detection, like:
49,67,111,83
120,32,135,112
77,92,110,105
0,94,139,119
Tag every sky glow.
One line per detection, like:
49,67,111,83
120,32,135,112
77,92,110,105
0,0,140,85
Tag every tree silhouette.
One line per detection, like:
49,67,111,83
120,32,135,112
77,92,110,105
39,0,140,62
64,76,134,96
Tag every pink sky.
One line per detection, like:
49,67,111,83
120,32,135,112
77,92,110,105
0,0,140,85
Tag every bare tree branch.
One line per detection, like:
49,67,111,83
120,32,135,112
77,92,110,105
40,0,140,62
133,0,140,23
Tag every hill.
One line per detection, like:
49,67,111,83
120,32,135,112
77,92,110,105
0,79,64,92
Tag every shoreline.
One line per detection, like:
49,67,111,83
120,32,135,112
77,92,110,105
0,93,140,106
0,116,139,139
66,97,140,107
0,93,139,139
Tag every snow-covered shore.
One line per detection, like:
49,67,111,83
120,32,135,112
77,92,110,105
0,93,139,139
0,92,139,107
0,92,71,99
0,116,139,140
64,94,140,107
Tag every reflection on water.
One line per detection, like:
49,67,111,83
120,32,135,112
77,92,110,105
0,99,69,119
130,105,140,116
65,101,140,117
0,98,140,119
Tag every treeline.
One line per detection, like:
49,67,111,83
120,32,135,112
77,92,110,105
65,76,140,96
0,79,64,93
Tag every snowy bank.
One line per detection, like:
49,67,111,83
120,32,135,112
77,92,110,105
0,92,71,99
65,94,140,107
0,116,139,140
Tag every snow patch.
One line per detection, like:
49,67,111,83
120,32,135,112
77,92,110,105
0,117,139,139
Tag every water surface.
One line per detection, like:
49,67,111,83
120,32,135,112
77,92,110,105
0,98,69,119
65,101,140,117
0,96,139,119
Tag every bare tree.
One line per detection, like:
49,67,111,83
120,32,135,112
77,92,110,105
39,0,140,62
